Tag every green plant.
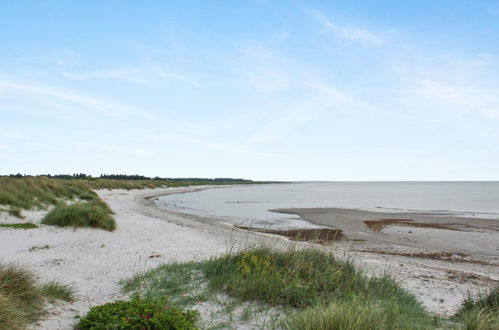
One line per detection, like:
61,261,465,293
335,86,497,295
40,281,75,303
7,207,24,219
455,286,499,329
458,286,499,315
41,199,116,231
0,263,74,328
123,247,436,329
0,293,27,330
0,223,38,229
76,298,199,330
0,263,42,323
284,299,385,330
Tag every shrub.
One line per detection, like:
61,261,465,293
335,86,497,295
41,199,116,231
76,298,199,330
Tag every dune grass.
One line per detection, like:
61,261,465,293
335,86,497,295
123,246,438,329
0,263,74,329
41,199,116,231
455,286,499,329
40,281,76,303
0,177,97,212
0,223,38,229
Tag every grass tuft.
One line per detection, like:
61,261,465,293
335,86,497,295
0,223,38,229
0,292,27,330
284,299,385,330
40,281,75,303
455,286,499,329
0,263,76,329
41,199,116,231
0,263,43,325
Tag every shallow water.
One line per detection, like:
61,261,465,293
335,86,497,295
155,182,499,229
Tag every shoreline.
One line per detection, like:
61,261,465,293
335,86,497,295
0,186,498,328
271,207,499,263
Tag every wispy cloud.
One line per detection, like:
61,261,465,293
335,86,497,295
63,68,147,82
307,10,384,46
413,79,499,119
240,46,361,144
154,135,273,157
0,77,155,119
64,67,201,86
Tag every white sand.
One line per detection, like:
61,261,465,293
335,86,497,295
1,186,498,329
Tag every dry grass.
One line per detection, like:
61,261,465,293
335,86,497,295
0,263,74,329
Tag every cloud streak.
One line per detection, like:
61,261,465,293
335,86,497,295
64,67,201,86
308,10,384,46
0,77,156,119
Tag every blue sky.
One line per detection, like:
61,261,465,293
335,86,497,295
1,1,499,180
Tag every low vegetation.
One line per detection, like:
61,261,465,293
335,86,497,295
0,263,74,330
0,175,254,231
0,223,38,229
75,298,198,330
455,286,499,330
120,246,438,329
41,199,116,231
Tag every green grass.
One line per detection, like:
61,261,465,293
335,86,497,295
0,223,38,229
39,281,75,303
0,176,254,232
41,199,116,231
455,286,499,329
123,247,438,329
284,298,387,330
0,177,97,211
0,263,74,329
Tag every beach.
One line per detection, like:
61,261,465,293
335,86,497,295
1,186,498,329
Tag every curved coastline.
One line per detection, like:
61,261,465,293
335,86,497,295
2,185,498,328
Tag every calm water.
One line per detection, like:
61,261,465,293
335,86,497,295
155,182,499,229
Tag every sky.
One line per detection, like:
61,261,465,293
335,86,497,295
1,1,499,181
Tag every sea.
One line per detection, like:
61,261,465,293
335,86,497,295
154,182,499,229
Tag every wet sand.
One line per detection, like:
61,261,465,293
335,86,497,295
272,208,499,263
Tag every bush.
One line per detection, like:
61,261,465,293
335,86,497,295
41,199,116,231
76,298,199,330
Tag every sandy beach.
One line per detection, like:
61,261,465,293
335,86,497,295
1,186,498,329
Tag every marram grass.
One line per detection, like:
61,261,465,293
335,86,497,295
42,199,116,231
123,247,438,329
0,263,74,329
